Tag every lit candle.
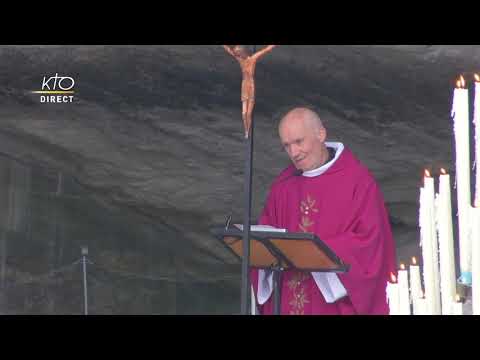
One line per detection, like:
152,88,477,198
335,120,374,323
409,257,422,314
386,273,399,315
474,74,480,204
398,263,411,315
451,294,463,315
452,75,472,286
473,74,480,315
471,201,480,315
420,171,441,314
437,169,457,315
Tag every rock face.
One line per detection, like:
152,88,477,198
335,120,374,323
0,45,478,314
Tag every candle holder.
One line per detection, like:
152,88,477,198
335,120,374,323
458,271,472,286
456,280,471,300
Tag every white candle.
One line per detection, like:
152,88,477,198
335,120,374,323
419,186,432,314
451,294,463,315
452,75,472,285
398,264,411,315
437,169,457,315
474,74,480,204
420,171,441,314
386,273,400,315
473,74,480,315
415,293,428,315
409,257,422,314
471,203,480,315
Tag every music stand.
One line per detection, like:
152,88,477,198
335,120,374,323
211,225,350,315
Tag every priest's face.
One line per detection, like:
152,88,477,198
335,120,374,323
279,117,327,172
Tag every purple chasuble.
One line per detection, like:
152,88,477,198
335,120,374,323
251,146,397,315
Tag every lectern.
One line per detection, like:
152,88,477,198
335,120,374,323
212,224,350,315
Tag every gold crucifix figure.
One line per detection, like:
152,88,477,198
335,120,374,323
223,45,277,138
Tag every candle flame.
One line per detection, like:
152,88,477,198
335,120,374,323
460,75,466,88
455,294,461,302
440,168,447,175
425,169,431,178
412,257,417,265
400,263,405,270
390,273,397,283
475,74,480,82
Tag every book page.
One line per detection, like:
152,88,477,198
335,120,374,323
234,224,287,232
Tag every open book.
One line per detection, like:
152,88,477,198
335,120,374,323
234,224,287,232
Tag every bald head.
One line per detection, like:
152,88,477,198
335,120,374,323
279,107,325,135
278,107,329,172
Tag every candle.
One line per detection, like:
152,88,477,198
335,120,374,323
419,186,432,315
437,169,457,315
473,74,480,315
386,273,399,315
452,75,472,286
451,294,463,315
409,257,422,314
398,263,411,315
471,202,480,315
420,171,441,314
415,292,428,315
474,74,480,203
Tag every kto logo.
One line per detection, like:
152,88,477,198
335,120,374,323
32,73,75,103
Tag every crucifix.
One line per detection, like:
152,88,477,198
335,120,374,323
223,45,277,138
222,45,277,314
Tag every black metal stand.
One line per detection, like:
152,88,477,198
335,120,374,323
81,246,89,315
272,266,283,315
240,116,254,316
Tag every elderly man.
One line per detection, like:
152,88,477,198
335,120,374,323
250,107,397,315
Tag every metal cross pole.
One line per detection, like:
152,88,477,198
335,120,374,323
240,45,256,316
81,246,89,315
272,266,282,315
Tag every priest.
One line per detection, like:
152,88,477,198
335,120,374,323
251,107,397,315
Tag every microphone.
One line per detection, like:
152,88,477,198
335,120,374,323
224,214,232,230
